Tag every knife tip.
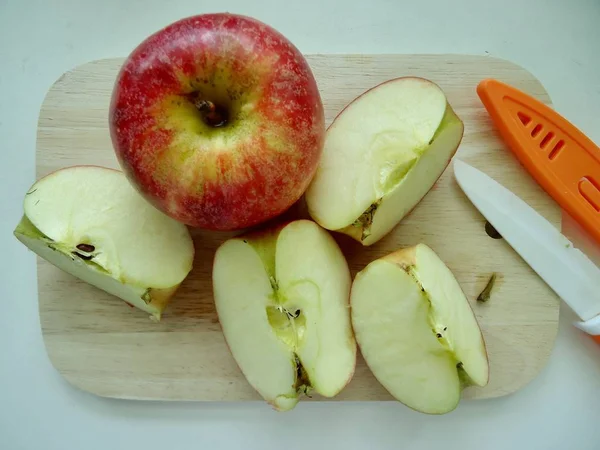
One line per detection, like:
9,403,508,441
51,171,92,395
453,158,468,178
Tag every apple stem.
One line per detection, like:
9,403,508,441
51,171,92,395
195,99,216,114
194,98,228,127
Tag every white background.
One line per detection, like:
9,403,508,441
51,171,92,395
1,1,600,449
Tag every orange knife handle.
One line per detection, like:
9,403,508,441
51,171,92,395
477,79,600,244
591,334,600,345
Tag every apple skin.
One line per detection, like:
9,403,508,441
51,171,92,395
110,13,325,230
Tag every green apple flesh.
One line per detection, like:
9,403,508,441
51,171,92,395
351,244,488,414
14,166,195,320
305,77,464,245
213,220,356,411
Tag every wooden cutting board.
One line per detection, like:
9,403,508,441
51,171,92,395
35,54,560,403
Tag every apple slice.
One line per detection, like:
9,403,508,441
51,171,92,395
14,166,195,320
305,77,464,245
351,244,489,414
213,220,356,410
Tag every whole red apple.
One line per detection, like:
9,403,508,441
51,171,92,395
109,13,325,230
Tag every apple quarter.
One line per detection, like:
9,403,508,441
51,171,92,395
213,220,356,411
14,166,195,320
351,244,489,414
306,77,464,245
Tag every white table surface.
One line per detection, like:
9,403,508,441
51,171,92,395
2,0,600,448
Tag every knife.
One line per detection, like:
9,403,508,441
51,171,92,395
453,159,600,343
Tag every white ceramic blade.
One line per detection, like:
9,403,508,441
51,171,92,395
454,159,600,322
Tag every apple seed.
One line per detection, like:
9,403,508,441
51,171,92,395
76,243,95,253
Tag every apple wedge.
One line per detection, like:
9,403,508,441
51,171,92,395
351,244,489,414
14,166,195,320
305,77,464,245
213,220,356,410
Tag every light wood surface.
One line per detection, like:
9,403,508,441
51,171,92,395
35,54,560,403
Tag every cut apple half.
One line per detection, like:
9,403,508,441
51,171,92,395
14,166,195,320
305,77,464,245
213,220,356,411
351,244,489,414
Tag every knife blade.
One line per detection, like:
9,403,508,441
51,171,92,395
453,159,600,338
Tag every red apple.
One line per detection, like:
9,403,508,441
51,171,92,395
109,13,325,230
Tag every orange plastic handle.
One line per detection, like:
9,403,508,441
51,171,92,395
477,79,600,244
592,334,600,345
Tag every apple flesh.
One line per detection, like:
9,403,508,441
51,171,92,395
213,220,356,410
110,13,325,231
14,166,195,320
351,244,489,414
305,77,464,245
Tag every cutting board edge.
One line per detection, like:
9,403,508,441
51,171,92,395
40,317,561,403
37,53,553,105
